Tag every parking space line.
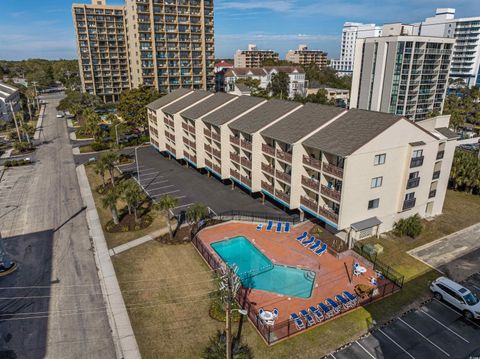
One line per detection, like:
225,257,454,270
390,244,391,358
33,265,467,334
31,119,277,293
433,299,480,328
355,341,376,359
173,203,193,210
140,172,164,178
145,185,174,192
142,180,169,188
418,309,469,343
150,190,180,197
398,317,450,356
329,354,336,359
377,328,416,359
470,284,480,291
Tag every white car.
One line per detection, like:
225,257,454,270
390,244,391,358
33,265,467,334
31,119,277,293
56,113,64,118
430,276,480,320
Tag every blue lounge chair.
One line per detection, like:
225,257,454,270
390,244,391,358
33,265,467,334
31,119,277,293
299,309,315,326
335,294,351,309
326,298,341,313
275,222,282,232
266,220,273,231
256,223,263,231
309,240,322,251
309,306,324,322
318,303,333,318
315,243,327,255
295,231,308,241
284,222,291,233
273,308,279,318
302,236,315,246
343,291,358,305
290,313,305,330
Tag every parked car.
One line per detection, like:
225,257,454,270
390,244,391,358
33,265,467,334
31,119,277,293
56,112,64,118
430,276,480,320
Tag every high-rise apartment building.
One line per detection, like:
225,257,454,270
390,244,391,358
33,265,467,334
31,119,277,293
234,44,279,68
73,0,215,100
413,8,480,87
331,22,382,76
72,0,131,102
350,24,454,121
285,45,328,68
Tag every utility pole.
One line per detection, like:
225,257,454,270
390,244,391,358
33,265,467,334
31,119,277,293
219,264,241,359
9,102,22,142
32,81,39,109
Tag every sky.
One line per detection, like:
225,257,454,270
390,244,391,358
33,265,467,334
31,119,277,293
0,0,479,61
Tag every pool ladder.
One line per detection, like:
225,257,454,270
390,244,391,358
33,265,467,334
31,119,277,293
304,270,315,281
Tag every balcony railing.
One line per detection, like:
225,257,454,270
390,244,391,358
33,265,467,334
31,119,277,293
230,152,240,163
406,177,420,189
241,139,252,151
322,163,344,178
275,189,290,204
241,175,252,188
303,155,322,171
213,164,221,174
277,150,292,163
432,170,440,180
261,163,275,176
436,150,445,160
230,136,240,146
403,198,416,210
204,128,211,137
320,185,341,202
212,148,221,158
261,181,274,194
318,206,339,223
410,156,424,168
205,159,212,168
241,157,252,169
275,170,291,183
212,132,221,142
429,189,437,198
188,125,195,133
204,143,212,153
301,176,319,192
300,196,318,212
182,122,188,131
262,143,275,156
230,169,240,180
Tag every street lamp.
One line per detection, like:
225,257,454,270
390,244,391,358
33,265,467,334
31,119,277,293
114,123,121,146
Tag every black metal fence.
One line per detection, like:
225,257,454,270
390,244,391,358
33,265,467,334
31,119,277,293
214,210,301,224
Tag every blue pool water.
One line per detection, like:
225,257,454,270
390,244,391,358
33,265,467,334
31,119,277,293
211,236,315,298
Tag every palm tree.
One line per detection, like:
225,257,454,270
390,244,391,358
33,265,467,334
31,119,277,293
94,160,107,188
121,180,146,222
186,203,209,224
157,194,178,240
102,188,120,224
100,151,120,187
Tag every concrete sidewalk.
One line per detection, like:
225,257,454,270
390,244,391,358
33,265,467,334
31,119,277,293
33,104,45,140
77,164,141,359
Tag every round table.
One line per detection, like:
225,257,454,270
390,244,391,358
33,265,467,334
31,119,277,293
259,311,275,325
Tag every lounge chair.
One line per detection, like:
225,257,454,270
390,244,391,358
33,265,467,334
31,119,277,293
309,240,322,251
302,236,315,246
256,223,263,231
273,308,279,318
299,309,315,326
275,222,282,232
284,222,291,233
308,306,324,322
343,291,358,305
290,313,305,330
295,231,308,242
318,303,333,318
266,220,273,231
315,243,327,255
259,308,265,316
335,294,351,309
325,298,341,313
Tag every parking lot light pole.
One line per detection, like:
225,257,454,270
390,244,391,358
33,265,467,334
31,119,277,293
135,145,141,184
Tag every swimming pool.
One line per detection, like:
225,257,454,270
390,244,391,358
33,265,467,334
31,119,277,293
211,236,315,298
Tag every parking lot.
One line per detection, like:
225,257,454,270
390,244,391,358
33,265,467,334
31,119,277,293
329,273,480,359
117,146,293,218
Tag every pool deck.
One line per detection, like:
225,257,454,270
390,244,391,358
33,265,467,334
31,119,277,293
197,221,389,324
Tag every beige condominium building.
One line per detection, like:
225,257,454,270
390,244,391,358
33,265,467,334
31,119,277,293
73,0,215,100
234,44,279,68
147,89,458,244
350,24,455,121
286,45,328,68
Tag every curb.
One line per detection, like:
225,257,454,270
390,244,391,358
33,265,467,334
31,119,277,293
76,164,141,359
33,104,46,140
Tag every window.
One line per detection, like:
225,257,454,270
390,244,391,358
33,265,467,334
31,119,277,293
368,198,380,209
374,153,386,165
371,176,383,188
409,171,419,179
412,149,423,158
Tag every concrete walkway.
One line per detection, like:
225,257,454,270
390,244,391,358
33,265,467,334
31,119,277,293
77,164,141,359
33,104,45,140
109,226,170,256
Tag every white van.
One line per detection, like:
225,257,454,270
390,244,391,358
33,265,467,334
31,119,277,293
430,276,480,320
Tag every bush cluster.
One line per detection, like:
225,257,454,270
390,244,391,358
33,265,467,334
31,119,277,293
393,214,423,238
4,159,32,167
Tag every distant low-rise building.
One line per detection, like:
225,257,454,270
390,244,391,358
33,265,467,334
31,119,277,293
214,60,234,92
0,82,20,124
306,83,350,107
234,44,279,68
286,45,328,68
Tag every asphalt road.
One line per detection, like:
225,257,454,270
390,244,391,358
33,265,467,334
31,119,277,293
0,93,115,358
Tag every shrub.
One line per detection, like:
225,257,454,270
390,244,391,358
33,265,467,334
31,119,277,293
91,142,110,152
393,214,423,238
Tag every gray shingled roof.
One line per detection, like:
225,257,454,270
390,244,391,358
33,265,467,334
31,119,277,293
0,82,18,101
162,90,212,115
181,93,236,120
261,103,345,144
146,88,191,111
228,99,300,134
202,96,266,127
351,217,382,231
435,127,459,140
303,109,403,157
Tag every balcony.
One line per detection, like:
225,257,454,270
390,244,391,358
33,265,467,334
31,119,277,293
230,152,240,163
275,189,290,204
213,164,221,174
410,156,424,168
204,143,212,153
406,177,420,189
403,198,416,210
230,136,240,146
212,132,221,142
436,151,445,160
322,163,344,178
241,139,252,151
301,176,320,191
182,122,188,131
240,175,252,188
230,169,240,181
262,143,275,156
318,206,339,223
212,148,221,158
275,170,291,183
241,157,252,168
300,196,318,212
204,128,211,137
261,181,274,194
432,171,440,180
320,185,341,202
303,155,322,171
261,163,275,176
429,189,437,198
188,125,195,133
277,150,292,163
205,159,212,168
